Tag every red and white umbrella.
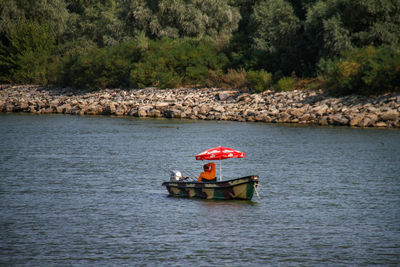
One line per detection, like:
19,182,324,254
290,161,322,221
195,146,245,181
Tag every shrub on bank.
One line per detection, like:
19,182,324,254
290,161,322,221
206,69,249,90
275,77,296,91
62,41,141,89
320,46,400,96
206,68,273,92
247,70,273,92
130,38,227,89
294,77,324,91
60,38,227,89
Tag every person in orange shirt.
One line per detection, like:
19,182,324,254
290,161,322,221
198,162,216,182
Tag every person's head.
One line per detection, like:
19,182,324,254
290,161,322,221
203,164,209,171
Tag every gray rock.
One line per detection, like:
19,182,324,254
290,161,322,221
279,112,290,123
331,114,349,125
237,93,250,103
218,91,236,101
155,102,169,111
349,114,364,127
289,108,304,118
212,105,225,113
199,105,210,115
299,114,311,122
360,114,378,127
318,116,329,126
137,107,150,117
149,109,161,117
380,110,399,121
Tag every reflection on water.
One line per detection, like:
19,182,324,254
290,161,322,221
1,113,399,266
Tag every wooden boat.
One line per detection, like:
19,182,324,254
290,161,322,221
162,175,259,200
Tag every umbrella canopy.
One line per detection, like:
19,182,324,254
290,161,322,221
195,146,245,181
195,146,245,160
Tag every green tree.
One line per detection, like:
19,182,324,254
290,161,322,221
62,40,141,89
0,21,56,83
250,0,300,53
320,46,400,96
247,0,300,74
0,0,69,43
63,0,126,47
130,38,227,88
121,0,240,41
287,0,318,20
305,0,400,63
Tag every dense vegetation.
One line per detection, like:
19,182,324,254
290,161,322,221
1,0,400,95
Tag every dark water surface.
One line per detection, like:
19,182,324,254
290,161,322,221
1,113,399,266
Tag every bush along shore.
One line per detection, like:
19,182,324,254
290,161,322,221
1,85,399,128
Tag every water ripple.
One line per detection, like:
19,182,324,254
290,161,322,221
1,114,399,266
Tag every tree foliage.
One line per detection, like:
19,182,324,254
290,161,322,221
246,0,301,74
0,0,69,41
250,0,300,54
0,0,399,95
62,40,142,89
120,0,240,41
63,0,126,47
0,21,55,83
320,46,400,95
305,0,400,65
130,38,227,88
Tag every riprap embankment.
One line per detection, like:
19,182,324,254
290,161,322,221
1,85,399,128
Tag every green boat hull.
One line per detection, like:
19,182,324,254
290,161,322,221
162,175,259,200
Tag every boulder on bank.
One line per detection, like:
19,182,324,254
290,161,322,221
218,91,236,101
380,110,399,121
331,114,349,126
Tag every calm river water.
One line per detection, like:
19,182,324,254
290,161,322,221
1,113,399,266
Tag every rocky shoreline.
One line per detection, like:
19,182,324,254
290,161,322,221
1,85,400,128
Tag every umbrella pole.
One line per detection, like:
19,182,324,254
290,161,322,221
219,159,222,181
